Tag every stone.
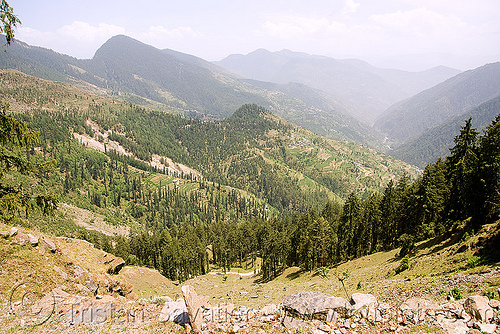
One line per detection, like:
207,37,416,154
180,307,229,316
159,298,189,324
28,234,39,246
464,296,493,323
437,318,469,334
282,291,351,317
9,227,18,237
53,265,68,280
107,257,125,275
74,265,87,278
488,299,499,308
181,285,209,333
476,323,497,334
473,322,497,334
0,230,9,238
86,278,99,296
261,304,277,315
42,236,57,252
400,297,439,312
350,293,378,310
282,314,309,331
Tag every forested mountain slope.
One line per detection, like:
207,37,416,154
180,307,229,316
392,94,500,167
0,69,417,214
375,62,500,145
0,35,382,148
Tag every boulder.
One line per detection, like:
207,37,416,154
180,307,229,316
261,304,278,315
436,318,469,334
9,227,18,237
489,299,499,309
181,285,209,333
350,293,378,310
159,298,189,324
15,232,29,246
282,291,351,317
42,236,57,252
107,258,125,275
86,278,99,296
464,296,493,323
400,297,439,312
0,230,9,238
28,234,39,246
473,322,497,334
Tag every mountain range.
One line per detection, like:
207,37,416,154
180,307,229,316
2,34,500,169
215,48,461,123
0,35,381,148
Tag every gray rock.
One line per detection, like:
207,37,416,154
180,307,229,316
282,291,351,317
437,318,469,334
28,234,39,246
86,278,99,296
9,227,18,237
181,285,209,333
474,323,497,334
42,236,57,252
464,296,493,323
107,258,125,275
159,298,189,324
400,297,439,311
350,293,378,310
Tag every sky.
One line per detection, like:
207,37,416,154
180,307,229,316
8,0,500,71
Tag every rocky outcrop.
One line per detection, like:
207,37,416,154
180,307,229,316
350,292,378,310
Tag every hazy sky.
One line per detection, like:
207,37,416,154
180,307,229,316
9,0,500,70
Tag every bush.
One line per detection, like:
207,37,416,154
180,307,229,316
451,287,462,300
398,234,415,258
395,256,410,274
466,255,481,268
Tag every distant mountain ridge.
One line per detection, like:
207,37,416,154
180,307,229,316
216,49,461,123
375,62,500,145
0,34,382,148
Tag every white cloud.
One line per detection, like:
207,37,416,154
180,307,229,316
262,15,346,40
342,0,360,16
371,7,465,38
57,21,125,42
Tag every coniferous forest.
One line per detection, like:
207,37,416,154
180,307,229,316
1,69,500,283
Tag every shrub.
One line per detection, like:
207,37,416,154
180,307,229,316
451,287,462,300
395,256,410,274
466,255,481,268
